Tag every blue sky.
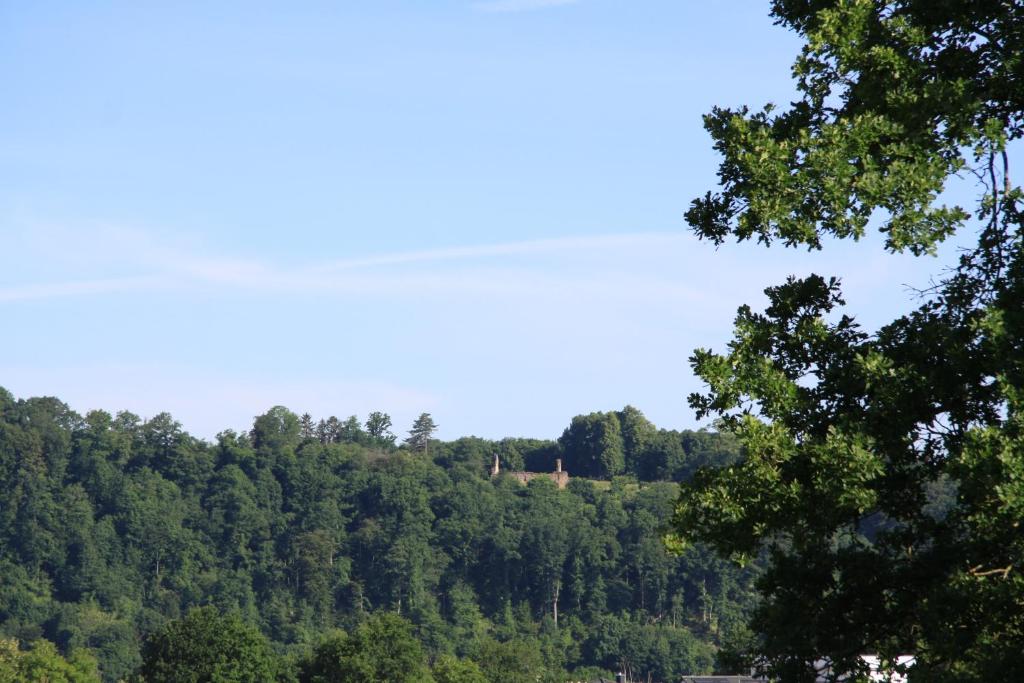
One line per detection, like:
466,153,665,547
1,1,966,440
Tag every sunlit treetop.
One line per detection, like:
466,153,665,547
687,0,1024,254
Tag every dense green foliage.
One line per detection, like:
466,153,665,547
673,1,1024,681
0,638,101,683
138,607,278,682
298,613,432,683
558,408,741,481
0,390,748,681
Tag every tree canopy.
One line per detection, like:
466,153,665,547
298,613,432,683
0,390,745,682
138,607,277,683
0,638,100,683
671,1,1024,681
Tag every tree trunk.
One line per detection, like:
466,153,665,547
552,579,560,627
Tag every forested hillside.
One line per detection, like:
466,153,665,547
0,387,754,682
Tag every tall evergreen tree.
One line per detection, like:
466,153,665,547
323,416,342,444
299,413,315,440
406,413,438,455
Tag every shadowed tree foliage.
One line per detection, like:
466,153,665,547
559,412,625,479
671,1,1024,681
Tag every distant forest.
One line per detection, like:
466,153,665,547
0,387,756,682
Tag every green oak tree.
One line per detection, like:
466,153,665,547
669,1,1024,681
0,638,101,683
617,406,656,467
365,411,395,447
473,637,547,683
339,416,366,444
252,406,301,454
299,613,432,683
431,654,487,683
138,607,278,683
559,412,626,479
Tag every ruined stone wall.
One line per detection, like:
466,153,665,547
505,471,568,489
491,455,569,490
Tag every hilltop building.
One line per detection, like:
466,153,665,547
491,454,569,490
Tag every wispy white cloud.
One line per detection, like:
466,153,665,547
0,227,702,304
0,224,949,440
0,276,165,303
0,222,943,339
313,233,684,271
472,0,580,13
